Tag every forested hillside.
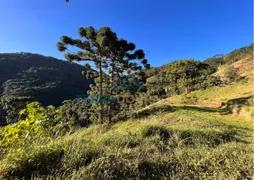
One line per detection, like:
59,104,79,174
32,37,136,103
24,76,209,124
0,53,94,122
143,43,253,98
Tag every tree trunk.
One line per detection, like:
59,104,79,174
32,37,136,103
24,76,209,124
184,86,188,97
108,58,114,123
99,60,103,123
108,80,112,123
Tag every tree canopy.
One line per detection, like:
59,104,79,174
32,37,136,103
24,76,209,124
57,26,150,122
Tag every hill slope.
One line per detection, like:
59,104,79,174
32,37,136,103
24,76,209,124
0,46,253,179
0,100,252,179
144,44,253,91
214,56,253,79
0,77,253,179
0,53,94,123
0,53,93,106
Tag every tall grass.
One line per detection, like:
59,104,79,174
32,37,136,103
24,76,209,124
0,106,253,179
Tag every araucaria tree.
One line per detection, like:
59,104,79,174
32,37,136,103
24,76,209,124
57,26,150,123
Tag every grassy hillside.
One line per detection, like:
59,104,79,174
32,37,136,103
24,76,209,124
0,101,252,179
215,56,253,79
0,77,253,179
224,43,253,64
0,45,253,179
155,76,253,121
144,44,253,96
163,76,253,107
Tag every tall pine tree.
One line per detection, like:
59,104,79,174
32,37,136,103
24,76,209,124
57,26,150,123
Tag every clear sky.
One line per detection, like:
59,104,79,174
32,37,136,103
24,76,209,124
0,0,253,67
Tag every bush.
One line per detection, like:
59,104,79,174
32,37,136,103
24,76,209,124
60,100,91,127
0,102,75,160
180,95,198,104
0,96,33,123
224,66,241,84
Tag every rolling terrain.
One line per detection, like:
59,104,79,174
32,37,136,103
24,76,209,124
0,57,253,179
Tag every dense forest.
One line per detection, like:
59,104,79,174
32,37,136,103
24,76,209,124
0,53,93,123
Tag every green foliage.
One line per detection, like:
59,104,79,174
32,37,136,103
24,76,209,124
144,44,252,98
0,105,252,179
224,43,253,64
224,66,241,84
146,59,220,96
0,102,71,161
167,76,253,107
57,26,150,123
0,53,94,123
0,96,33,123
60,100,91,127
180,95,198,104
203,54,225,70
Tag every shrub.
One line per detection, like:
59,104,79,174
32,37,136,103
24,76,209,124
224,66,241,84
0,102,72,160
60,100,91,127
180,95,198,104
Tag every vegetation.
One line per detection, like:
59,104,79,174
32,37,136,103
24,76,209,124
0,54,253,179
0,102,72,160
0,17,253,178
203,54,224,70
224,66,241,84
145,59,221,97
165,76,253,107
0,53,94,123
224,43,253,64
57,26,150,123
0,101,252,179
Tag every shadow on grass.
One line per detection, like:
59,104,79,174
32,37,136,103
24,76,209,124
220,95,253,115
133,95,254,119
141,125,249,148
133,105,221,119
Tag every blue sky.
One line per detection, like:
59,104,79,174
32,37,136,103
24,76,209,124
0,0,252,67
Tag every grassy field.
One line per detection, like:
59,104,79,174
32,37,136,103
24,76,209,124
0,72,253,179
160,77,253,107
0,101,253,179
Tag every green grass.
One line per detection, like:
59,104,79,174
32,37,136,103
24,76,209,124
159,77,253,107
0,105,253,179
0,76,253,179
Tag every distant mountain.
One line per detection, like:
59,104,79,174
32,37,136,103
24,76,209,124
203,43,253,70
0,52,93,106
